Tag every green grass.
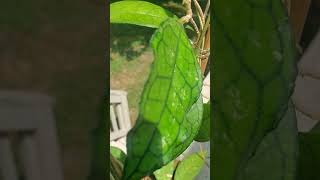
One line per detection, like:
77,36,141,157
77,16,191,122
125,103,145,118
110,56,126,75
111,50,151,74
110,49,153,123
110,23,154,123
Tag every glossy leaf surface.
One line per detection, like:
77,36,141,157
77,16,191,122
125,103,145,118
213,0,297,179
174,152,206,180
123,19,203,180
154,160,175,180
240,102,298,180
110,146,127,164
110,1,176,28
195,103,210,142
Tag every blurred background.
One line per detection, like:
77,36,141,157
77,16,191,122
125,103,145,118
110,24,153,124
0,0,106,180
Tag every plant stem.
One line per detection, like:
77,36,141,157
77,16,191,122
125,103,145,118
179,0,192,24
201,26,210,74
203,0,210,20
195,14,210,49
192,0,205,28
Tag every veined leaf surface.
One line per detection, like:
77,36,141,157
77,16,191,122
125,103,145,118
240,102,298,180
195,103,210,142
213,0,297,179
110,1,177,28
154,160,175,180
123,19,203,180
174,152,206,180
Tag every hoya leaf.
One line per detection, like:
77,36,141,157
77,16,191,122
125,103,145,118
110,1,177,28
123,19,203,180
240,102,298,180
298,132,320,179
154,160,176,180
174,152,206,180
213,0,297,179
110,146,127,164
195,103,210,142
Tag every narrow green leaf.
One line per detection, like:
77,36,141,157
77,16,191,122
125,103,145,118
110,1,177,28
240,102,298,180
174,152,206,180
110,146,127,164
185,24,195,32
154,160,176,180
213,0,297,179
195,103,210,142
123,18,203,180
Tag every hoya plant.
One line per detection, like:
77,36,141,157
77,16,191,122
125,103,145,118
105,0,299,180
110,0,210,179
213,0,298,179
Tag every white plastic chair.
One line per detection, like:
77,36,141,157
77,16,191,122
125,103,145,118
0,91,64,180
110,90,131,153
292,30,320,132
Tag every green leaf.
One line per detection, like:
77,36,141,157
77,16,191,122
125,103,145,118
110,146,127,164
240,102,298,180
298,132,320,179
184,24,195,32
123,18,203,180
213,0,297,179
174,152,206,180
195,103,210,142
110,1,177,28
154,160,176,180
110,154,124,180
